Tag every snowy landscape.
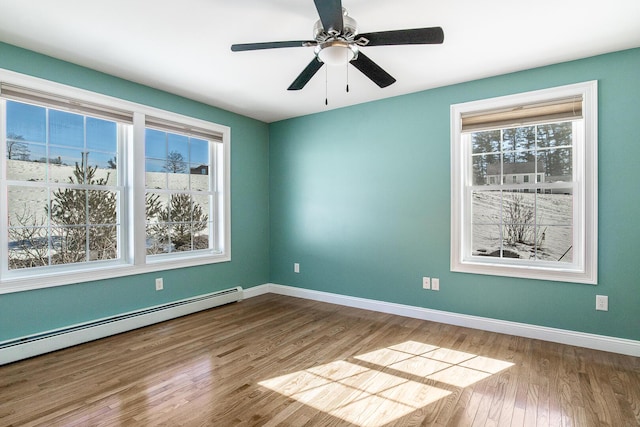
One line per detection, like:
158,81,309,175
6,159,211,268
471,191,573,263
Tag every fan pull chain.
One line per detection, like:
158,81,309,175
345,49,349,93
346,59,350,93
325,66,328,106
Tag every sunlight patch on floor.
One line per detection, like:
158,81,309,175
259,340,513,426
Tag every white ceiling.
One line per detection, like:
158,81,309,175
1,0,639,123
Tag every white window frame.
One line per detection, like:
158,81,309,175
450,81,598,284
0,70,231,294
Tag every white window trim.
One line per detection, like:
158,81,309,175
450,81,598,284
0,69,231,294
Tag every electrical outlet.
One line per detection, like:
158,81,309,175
422,277,430,290
294,263,300,273
432,278,440,291
596,295,608,311
155,278,163,291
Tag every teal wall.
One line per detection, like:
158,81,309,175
0,43,270,341
269,48,640,341
2,43,639,345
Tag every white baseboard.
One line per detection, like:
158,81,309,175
0,287,243,365
242,283,271,299
244,283,640,357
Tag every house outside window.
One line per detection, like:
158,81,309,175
0,72,230,293
450,81,598,284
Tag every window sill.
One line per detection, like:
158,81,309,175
0,252,231,294
451,257,597,284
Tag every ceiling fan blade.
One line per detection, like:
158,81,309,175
350,52,396,88
288,57,324,90
231,40,316,52
359,27,444,46
313,0,343,33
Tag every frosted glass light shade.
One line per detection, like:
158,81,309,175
318,46,355,66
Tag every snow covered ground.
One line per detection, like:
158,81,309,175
471,191,573,263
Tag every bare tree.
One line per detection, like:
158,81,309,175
6,133,30,161
163,151,187,173
503,194,536,245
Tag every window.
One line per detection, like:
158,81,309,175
144,119,221,257
0,72,230,293
4,100,124,272
450,82,597,284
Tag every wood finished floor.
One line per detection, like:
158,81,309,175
1,294,639,426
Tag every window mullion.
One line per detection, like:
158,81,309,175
129,112,147,265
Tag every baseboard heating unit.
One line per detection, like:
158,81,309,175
0,286,243,366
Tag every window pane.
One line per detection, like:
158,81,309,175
49,110,84,148
146,192,169,224
471,130,500,154
146,226,169,255
472,154,499,186
472,191,501,224
49,188,87,225
8,226,50,270
168,193,193,223
48,147,83,178
88,225,118,261
164,150,188,174
502,156,538,186
6,150,47,181
146,159,167,189
87,190,118,225
539,148,572,181
90,158,118,185
537,122,573,148
6,135,37,162
533,193,573,260
6,101,46,144
190,163,210,191
86,117,117,153
502,126,536,153
192,194,210,250
537,192,573,226
7,185,48,227
145,128,166,159
51,225,87,264
167,168,189,191
190,138,209,165
195,223,211,250
171,223,193,252
167,133,189,162
471,224,502,257
535,226,573,263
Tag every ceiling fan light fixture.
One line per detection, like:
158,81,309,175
231,0,444,91
316,42,357,66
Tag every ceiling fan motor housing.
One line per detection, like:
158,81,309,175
313,8,359,65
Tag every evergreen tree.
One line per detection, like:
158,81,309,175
46,160,117,263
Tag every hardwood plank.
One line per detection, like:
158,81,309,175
1,294,639,426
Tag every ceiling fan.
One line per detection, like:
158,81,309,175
231,0,444,91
